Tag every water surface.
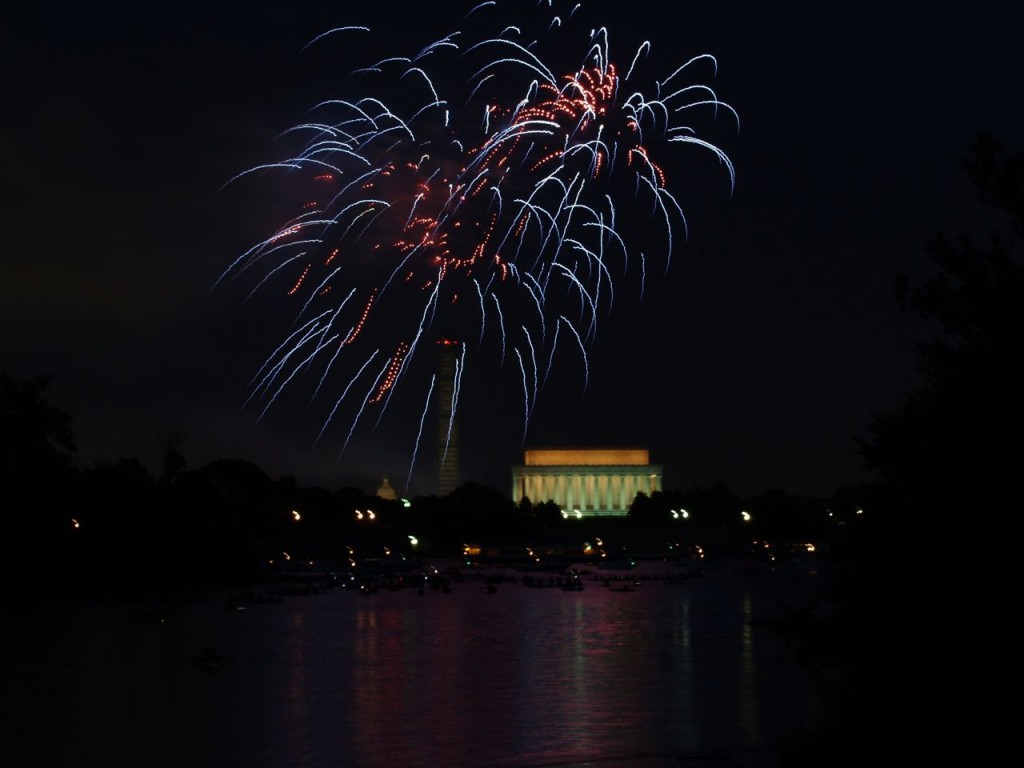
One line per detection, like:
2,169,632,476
7,563,831,767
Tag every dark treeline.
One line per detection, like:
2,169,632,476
0,367,854,600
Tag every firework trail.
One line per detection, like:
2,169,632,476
217,0,738,490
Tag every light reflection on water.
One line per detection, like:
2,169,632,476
8,565,829,768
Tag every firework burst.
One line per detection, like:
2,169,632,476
217,0,738,491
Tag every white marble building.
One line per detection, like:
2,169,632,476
511,448,663,517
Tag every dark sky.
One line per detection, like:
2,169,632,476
3,1,1021,500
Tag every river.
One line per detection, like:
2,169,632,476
5,559,834,768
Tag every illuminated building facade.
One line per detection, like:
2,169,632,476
511,448,663,517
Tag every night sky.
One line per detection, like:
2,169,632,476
3,1,1021,499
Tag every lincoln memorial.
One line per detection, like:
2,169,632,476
511,448,663,517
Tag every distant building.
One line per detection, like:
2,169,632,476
376,476,397,501
435,338,460,496
511,448,663,517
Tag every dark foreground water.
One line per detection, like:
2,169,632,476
5,561,833,768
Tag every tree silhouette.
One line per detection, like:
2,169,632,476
1,371,76,483
1,371,78,594
861,133,1023,520
158,428,188,484
783,134,1023,768
532,499,563,528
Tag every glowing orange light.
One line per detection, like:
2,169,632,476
287,265,311,296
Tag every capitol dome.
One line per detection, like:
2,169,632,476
376,476,397,500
